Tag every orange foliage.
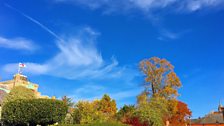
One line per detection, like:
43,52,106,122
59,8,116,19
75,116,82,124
98,94,117,116
169,101,192,126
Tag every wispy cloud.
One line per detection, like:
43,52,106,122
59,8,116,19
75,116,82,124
157,28,192,40
110,89,141,101
54,0,224,13
130,0,177,11
1,27,140,107
2,27,137,80
185,0,224,12
68,83,141,106
54,0,177,13
3,3,137,81
53,0,223,41
3,62,48,75
157,29,180,40
0,36,39,51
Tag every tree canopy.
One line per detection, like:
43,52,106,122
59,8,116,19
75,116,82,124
98,94,117,117
169,101,192,126
139,57,181,99
73,94,117,124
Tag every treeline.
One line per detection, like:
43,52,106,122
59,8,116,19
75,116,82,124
62,57,192,126
0,57,192,126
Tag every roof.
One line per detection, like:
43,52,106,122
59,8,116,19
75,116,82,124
192,112,224,124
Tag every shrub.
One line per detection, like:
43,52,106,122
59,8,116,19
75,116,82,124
3,86,36,104
116,105,135,123
1,99,67,126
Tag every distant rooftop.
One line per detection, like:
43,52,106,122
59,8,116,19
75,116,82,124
192,104,224,124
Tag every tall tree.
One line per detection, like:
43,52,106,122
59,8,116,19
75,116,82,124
139,57,182,99
138,57,183,126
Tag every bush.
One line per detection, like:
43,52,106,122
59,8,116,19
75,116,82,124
116,105,135,123
1,99,68,126
3,86,36,104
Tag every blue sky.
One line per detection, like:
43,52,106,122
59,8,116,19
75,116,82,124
1,0,224,118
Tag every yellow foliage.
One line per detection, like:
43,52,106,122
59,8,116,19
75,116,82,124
139,57,181,99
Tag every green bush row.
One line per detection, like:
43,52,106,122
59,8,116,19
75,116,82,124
1,99,68,126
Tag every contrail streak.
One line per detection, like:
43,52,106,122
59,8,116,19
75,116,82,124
4,3,64,42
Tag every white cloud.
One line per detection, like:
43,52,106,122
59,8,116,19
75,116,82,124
3,63,48,75
158,29,179,40
53,0,224,41
185,0,223,11
130,0,177,11
73,85,105,95
2,27,133,80
0,36,38,51
68,83,141,105
54,0,224,12
54,0,176,12
110,89,141,101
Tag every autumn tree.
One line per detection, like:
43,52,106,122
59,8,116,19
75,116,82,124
135,97,168,126
3,86,36,104
98,94,117,118
139,57,181,99
117,105,135,123
61,96,75,124
62,96,74,107
169,101,192,126
73,101,96,124
137,92,148,105
72,94,117,124
137,57,183,126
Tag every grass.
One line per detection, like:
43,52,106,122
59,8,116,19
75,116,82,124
59,121,128,126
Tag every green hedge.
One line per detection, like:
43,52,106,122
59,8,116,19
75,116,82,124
1,99,68,126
